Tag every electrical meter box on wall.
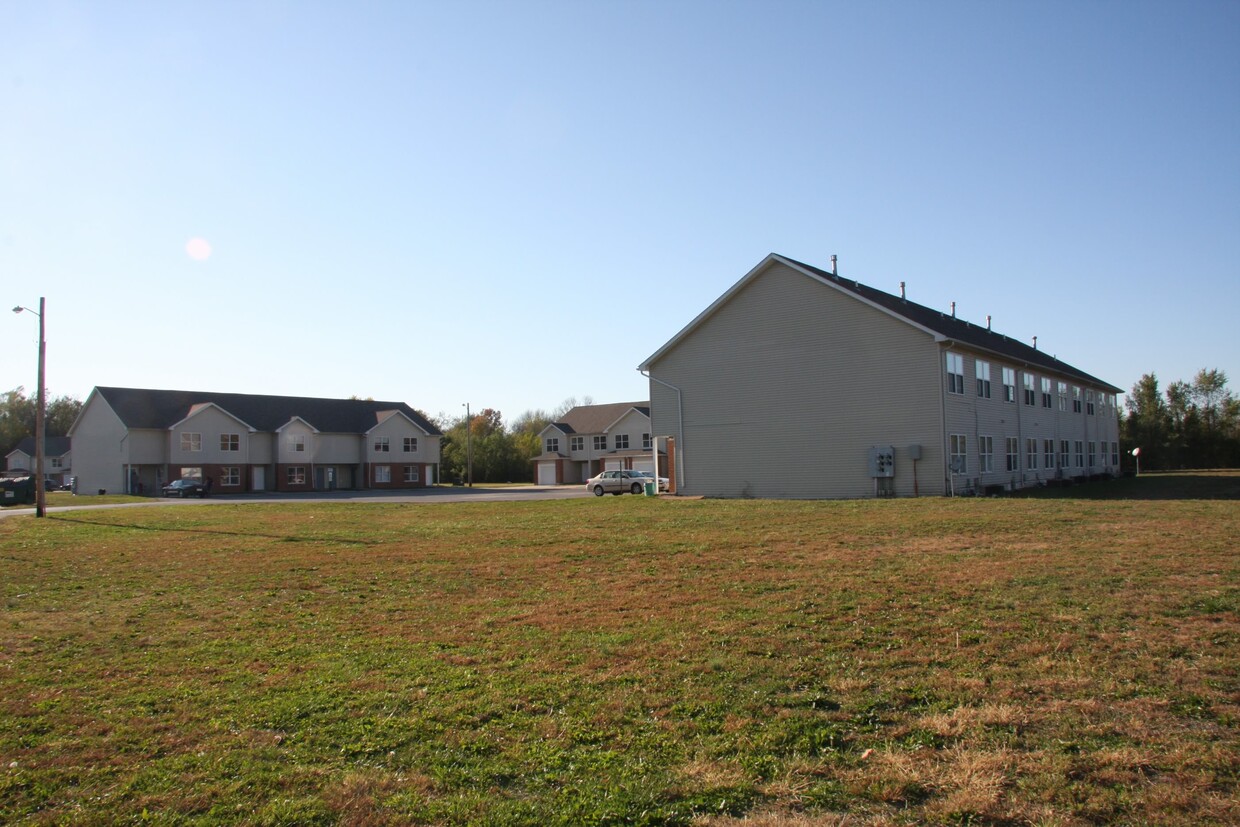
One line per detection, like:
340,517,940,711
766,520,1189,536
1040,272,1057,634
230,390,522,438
868,445,895,478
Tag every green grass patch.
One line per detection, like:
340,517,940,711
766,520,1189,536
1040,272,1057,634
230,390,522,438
1,472,1237,824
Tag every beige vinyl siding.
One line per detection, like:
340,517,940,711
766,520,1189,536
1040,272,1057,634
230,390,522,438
942,350,1122,490
648,261,944,498
66,393,129,494
170,406,251,465
318,433,361,463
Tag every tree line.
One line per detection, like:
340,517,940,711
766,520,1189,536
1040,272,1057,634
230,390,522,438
5,376,1236,480
1123,369,1239,470
0,387,83,459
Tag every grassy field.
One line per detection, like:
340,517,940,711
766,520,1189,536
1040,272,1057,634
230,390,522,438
1,473,1236,825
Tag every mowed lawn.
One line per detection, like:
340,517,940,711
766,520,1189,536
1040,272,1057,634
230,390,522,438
1,474,1236,826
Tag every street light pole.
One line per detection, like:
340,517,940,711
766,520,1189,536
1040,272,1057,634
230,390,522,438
462,402,473,487
12,298,46,518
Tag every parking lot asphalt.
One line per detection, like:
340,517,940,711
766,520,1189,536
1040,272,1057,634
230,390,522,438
0,484,596,518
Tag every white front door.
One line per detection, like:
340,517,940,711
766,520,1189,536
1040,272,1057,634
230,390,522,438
252,466,266,491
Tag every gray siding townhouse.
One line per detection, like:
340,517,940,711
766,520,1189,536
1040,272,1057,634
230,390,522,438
639,254,1122,499
68,387,441,496
531,402,663,485
5,436,72,486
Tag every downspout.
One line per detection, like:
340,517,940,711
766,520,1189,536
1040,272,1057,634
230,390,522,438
939,343,950,495
639,369,684,491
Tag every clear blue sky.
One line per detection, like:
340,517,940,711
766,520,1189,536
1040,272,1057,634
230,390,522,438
4,1,1238,425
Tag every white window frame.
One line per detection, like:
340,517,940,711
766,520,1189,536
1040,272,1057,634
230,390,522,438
946,353,965,395
287,466,305,485
1006,437,1020,472
1086,390,1095,416
976,361,991,398
614,434,629,450
1044,438,1055,470
1073,386,1082,413
1026,438,1038,470
222,467,240,486
1023,374,1036,406
1060,440,1070,469
403,437,418,453
1058,381,1068,411
1088,441,1096,467
291,434,306,453
374,436,390,453
1041,377,1053,408
403,465,419,483
1111,442,1119,466
375,465,391,483
180,432,201,452
1002,367,1016,403
949,434,967,473
220,433,240,452
546,437,559,453
570,436,584,452
593,435,606,451
979,436,994,473
642,433,652,450
1074,441,1084,468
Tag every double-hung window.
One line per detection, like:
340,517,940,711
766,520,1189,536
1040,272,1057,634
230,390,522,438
1074,441,1084,468
949,434,967,473
220,434,239,451
642,433,652,450
374,436,390,452
1002,368,1016,402
979,436,994,472
614,434,629,449
287,466,305,485
403,437,418,452
546,437,559,453
1111,442,1119,466
1006,437,1020,471
1041,378,1053,408
1058,381,1068,411
1088,442,1096,467
1026,438,1038,470
570,436,584,452
1086,390,1095,416
222,467,240,486
404,466,419,482
1044,439,1055,470
946,353,965,394
290,434,306,452
1060,440,1070,469
1073,387,1082,413
593,436,607,450
976,361,991,398
1023,374,1036,406
180,432,201,452
375,465,391,483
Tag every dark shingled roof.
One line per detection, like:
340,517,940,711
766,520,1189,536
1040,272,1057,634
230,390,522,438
92,387,442,435
779,255,1122,392
551,402,651,436
11,436,72,457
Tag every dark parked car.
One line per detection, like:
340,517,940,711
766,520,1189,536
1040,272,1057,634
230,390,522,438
162,478,207,498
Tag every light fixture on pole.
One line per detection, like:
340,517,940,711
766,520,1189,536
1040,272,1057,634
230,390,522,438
12,299,46,518
1131,446,1140,477
462,402,473,487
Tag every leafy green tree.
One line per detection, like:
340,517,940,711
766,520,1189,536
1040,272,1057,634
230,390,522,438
1124,374,1170,469
0,387,83,457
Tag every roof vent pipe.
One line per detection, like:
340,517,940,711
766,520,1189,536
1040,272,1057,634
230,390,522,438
951,301,956,318
900,281,906,300
986,315,991,330
830,254,838,276
1032,335,1038,350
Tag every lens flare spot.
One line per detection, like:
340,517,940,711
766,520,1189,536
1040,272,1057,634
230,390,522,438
186,237,212,261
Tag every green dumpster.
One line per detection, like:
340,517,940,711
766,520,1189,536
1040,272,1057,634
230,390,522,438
644,481,656,496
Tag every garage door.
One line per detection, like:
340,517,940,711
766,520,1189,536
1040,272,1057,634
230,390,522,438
631,459,655,474
537,462,558,485
604,459,623,471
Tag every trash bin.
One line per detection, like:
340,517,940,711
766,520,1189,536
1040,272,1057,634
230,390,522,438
644,481,656,496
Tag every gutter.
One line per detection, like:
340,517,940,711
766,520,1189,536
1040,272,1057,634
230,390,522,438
638,369,684,491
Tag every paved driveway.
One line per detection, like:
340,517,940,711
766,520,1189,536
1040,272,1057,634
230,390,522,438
0,484,596,518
